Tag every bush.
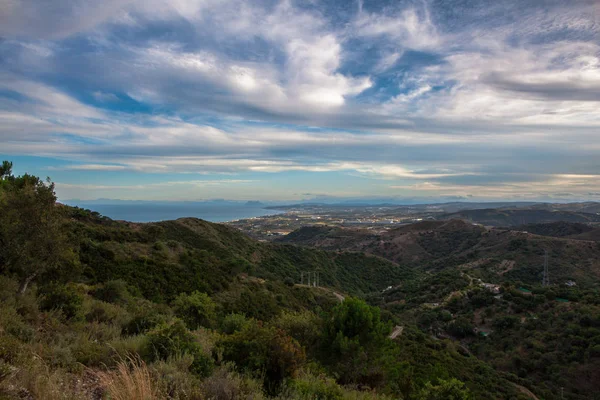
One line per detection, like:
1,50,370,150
108,335,151,362
446,318,474,338
416,378,472,400
284,277,295,287
325,298,389,348
39,284,83,320
171,291,216,330
93,280,130,305
0,306,34,342
221,313,249,334
85,300,129,325
152,354,203,398
201,363,265,400
146,320,214,377
122,300,171,335
286,373,344,400
492,316,519,331
0,334,24,363
220,321,305,393
273,311,322,349
72,335,108,367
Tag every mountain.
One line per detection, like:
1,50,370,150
437,208,600,226
245,200,265,206
510,221,597,238
1,202,535,399
279,219,600,287
527,201,600,213
3,165,600,400
68,210,411,300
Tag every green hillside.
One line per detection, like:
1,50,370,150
280,220,600,288
438,208,600,226
1,163,533,399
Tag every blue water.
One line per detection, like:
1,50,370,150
64,202,284,223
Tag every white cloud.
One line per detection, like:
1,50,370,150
1,0,600,200
353,7,440,51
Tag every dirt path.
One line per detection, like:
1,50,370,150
333,291,345,302
513,383,540,400
389,325,404,339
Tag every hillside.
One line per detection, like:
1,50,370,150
0,179,530,399
436,208,600,226
1,166,598,399
509,221,600,239
527,202,600,214
367,268,600,399
279,220,600,287
69,211,412,301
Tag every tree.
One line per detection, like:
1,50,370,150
172,291,217,329
220,321,305,393
416,378,472,400
325,298,390,348
0,161,13,178
321,298,392,385
0,161,72,294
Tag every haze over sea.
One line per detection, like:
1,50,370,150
63,201,284,223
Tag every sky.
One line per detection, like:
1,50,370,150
1,0,599,202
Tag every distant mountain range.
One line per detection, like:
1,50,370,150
269,201,600,213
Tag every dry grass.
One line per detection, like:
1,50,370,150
0,355,86,400
202,364,265,400
96,355,162,400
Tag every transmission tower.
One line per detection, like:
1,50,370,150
300,271,319,287
542,249,550,287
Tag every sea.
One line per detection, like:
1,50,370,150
63,201,285,223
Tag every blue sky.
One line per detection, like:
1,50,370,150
1,0,599,202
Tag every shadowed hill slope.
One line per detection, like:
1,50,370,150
66,208,412,302
510,221,596,238
279,220,600,287
437,208,600,226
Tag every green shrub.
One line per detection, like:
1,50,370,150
415,378,472,400
273,311,322,349
287,373,344,400
220,320,305,393
152,354,203,398
39,284,83,320
92,280,130,305
446,318,474,338
172,291,216,330
122,300,171,335
146,320,214,377
201,363,265,400
108,334,151,362
284,277,295,287
0,334,24,363
85,300,129,326
72,335,109,367
0,307,34,342
221,313,249,334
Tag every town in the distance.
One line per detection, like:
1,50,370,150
228,201,600,241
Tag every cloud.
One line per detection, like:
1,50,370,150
0,0,134,39
1,0,599,200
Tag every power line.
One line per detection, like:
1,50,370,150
299,270,320,287
542,249,550,287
